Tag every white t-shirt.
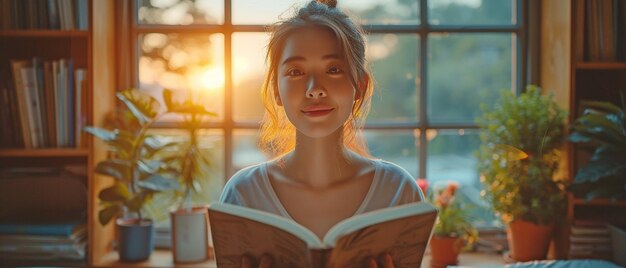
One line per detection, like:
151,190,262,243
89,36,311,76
219,159,424,220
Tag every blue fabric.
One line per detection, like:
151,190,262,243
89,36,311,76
450,259,622,268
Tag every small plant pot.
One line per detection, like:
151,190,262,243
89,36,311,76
116,218,155,262
507,220,553,262
429,235,462,268
170,205,212,263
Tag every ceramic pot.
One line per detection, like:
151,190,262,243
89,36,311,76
116,218,154,262
170,205,212,263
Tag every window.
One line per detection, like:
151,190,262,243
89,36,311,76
124,0,523,229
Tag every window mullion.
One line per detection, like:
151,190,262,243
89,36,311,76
224,0,233,181
418,0,429,179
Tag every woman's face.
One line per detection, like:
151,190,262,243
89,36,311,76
276,25,357,139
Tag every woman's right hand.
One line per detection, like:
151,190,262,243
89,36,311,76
241,254,273,268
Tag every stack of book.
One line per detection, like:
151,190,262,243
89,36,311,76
0,221,86,261
0,58,87,149
569,220,612,260
575,0,626,61
0,0,88,30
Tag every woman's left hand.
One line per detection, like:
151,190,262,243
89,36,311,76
368,253,394,268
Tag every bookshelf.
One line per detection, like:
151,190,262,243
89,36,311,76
541,0,626,260
0,0,115,266
568,0,626,231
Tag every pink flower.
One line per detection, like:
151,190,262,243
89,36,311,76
416,178,429,194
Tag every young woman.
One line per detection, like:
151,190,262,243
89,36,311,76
219,1,424,267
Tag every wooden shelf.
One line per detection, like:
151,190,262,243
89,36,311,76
0,148,89,157
0,30,89,37
0,258,86,267
576,62,626,70
95,250,216,268
573,198,626,207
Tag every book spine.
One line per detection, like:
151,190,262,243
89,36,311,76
10,60,33,149
20,67,42,148
0,224,77,236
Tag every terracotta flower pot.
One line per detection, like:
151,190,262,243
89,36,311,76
507,220,554,262
430,235,462,268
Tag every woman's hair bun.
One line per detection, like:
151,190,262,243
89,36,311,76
316,0,337,8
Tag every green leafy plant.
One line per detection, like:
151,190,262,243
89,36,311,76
476,85,568,225
418,179,478,247
568,94,626,200
85,89,179,225
161,89,218,210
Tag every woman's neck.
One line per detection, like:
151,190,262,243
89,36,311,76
281,130,361,189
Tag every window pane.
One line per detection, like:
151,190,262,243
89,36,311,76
137,0,224,25
340,0,419,25
138,33,224,121
232,130,268,175
366,34,419,123
233,33,270,122
428,0,514,25
428,33,512,124
363,130,418,178
142,128,225,221
232,0,306,25
426,129,497,227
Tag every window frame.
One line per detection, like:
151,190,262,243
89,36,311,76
120,0,526,184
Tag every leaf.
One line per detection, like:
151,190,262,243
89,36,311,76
117,90,160,125
171,104,218,117
137,174,180,191
99,183,131,202
95,160,132,181
570,125,626,149
163,88,177,112
575,113,623,135
493,144,528,161
581,101,623,115
126,194,146,213
84,127,135,157
574,159,626,184
84,127,115,142
136,160,158,174
99,205,121,226
568,132,592,143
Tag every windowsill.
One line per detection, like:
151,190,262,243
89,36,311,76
96,249,215,268
95,250,506,267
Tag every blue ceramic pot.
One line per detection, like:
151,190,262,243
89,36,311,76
116,218,155,262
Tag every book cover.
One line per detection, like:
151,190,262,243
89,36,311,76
209,202,437,268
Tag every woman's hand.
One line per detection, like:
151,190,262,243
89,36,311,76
241,254,273,268
368,253,394,268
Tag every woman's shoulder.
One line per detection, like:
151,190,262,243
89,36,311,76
373,159,415,181
224,162,267,189
362,159,424,207
219,162,269,205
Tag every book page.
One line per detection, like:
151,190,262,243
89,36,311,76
326,210,437,268
210,209,315,268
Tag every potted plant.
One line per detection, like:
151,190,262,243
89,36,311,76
417,179,477,268
568,96,626,200
161,89,218,263
85,89,179,262
476,85,568,261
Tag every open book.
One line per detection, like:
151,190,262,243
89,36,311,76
208,202,437,268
